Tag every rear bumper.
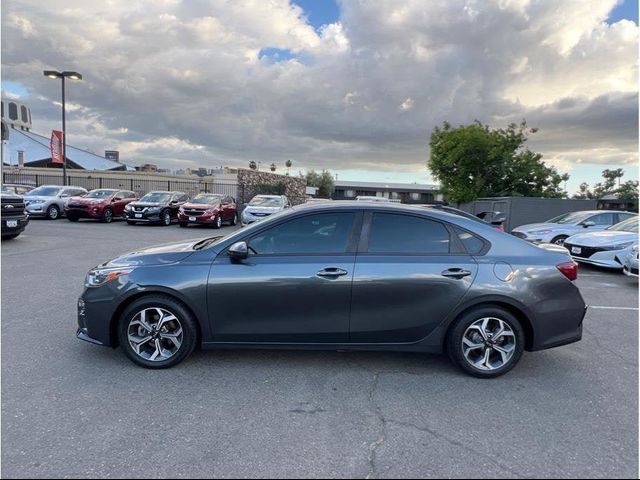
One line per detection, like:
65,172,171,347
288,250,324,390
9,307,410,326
529,304,587,352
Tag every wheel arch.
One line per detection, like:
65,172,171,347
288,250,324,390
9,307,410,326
110,289,203,348
444,298,535,351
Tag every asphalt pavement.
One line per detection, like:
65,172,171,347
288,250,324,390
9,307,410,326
2,219,638,478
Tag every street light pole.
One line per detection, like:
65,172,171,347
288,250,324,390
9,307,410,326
44,70,82,186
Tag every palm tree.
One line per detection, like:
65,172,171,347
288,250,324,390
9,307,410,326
285,159,292,176
249,161,257,170
270,163,276,172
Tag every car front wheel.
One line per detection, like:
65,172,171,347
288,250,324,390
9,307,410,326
551,235,568,246
47,204,60,220
118,296,198,369
446,307,524,378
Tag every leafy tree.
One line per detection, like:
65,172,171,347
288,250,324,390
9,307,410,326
270,163,276,172
249,161,257,170
306,169,335,197
428,120,567,203
572,169,638,202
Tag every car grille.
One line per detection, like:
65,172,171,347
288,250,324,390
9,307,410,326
512,231,526,239
183,208,206,215
1,199,26,217
249,212,270,217
565,242,604,259
67,203,87,209
132,206,148,213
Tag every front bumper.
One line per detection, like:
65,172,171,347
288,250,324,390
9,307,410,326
177,212,217,224
1,214,29,236
76,286,121,348
65,205,104,218
25,204,50,216
566,244,626,269
241,212,271,224
125,210,164,223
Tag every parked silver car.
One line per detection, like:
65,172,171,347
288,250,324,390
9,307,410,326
511,210,635,245
623,244,639,277
24,185,88,220
564,216,638,269
241,195,290,225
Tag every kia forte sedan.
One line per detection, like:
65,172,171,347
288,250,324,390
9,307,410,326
76,203,586,378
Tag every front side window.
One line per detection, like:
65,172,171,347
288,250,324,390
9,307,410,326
8,102,17,120
27,186,63,197
588,213,615,226
367,213,450,254
249,212,355,255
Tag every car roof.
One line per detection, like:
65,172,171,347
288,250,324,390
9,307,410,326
292,200,466,221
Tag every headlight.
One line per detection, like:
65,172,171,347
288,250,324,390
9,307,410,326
147,206,161,212
632,245,639,255
179,206,185,212
29,199,45,204
604,241,635,251
125,204,132,211
529,229,552,235
90,200,101,205
85,268,132,287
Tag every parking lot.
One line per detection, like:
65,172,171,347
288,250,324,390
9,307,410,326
2,219,638,478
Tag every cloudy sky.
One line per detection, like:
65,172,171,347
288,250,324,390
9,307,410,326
2,0,638,193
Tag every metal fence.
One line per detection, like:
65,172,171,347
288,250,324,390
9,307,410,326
3,172,238,198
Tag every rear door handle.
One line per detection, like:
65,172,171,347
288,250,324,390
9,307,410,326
317,267,348,278
441,268,472,279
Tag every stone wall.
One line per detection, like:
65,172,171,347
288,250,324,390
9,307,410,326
237,168,307,205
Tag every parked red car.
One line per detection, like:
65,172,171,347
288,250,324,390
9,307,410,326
65,189,138,223
177,194,238,228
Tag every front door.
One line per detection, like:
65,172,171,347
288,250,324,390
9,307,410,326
207,210,361,343
350,212,478,343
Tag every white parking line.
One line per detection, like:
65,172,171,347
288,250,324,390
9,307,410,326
590,306,639,311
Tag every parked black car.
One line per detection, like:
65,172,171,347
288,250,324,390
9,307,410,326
124,191,190,226
77,202,586,378
1,193,29,240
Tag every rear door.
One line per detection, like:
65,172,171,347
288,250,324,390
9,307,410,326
350,211,479,343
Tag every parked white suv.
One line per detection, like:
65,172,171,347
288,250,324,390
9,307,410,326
511,210,635,245
241,195,290,225
24,185,88,220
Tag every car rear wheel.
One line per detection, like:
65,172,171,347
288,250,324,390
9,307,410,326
67,214,79,222
551,235,568,246
126,220,136,225
231,213,237,226
118,296,197,369
179,222,188,228
447,307,524,378
213,215,222,229
101,208,113,223
46,205,60,220
2,233,20,240
161,210,172,226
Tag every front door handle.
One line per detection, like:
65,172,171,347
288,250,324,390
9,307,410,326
317,267,348,278
441,268,472,279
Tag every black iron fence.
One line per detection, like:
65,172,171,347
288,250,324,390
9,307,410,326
3,171,238,198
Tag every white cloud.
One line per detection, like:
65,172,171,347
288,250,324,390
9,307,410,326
1,0,637,189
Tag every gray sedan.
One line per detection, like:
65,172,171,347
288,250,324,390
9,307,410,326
77,202,586,378
25,185,88,219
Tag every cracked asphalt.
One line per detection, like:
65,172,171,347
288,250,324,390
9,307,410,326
2,220,638,478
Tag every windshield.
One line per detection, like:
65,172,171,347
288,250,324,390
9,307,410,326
249,196,283,207
84,190,116,199
140,192,173,203
1,186,15,194
27,186,62,197
546,211,592,224
608,217,638,233
191,194,223,205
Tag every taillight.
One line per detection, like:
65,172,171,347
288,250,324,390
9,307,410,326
494,225,504,231
557,261,578,281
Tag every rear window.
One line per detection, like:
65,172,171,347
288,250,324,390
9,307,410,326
367,213,450,254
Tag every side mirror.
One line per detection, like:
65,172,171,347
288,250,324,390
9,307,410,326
229,241,249,260
582,221,595,228
60,193,69,198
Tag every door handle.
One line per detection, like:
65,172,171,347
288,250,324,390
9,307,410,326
441,268,472,279
317,267,348,278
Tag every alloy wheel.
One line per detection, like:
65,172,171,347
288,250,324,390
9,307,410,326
461,317,516,371
127,307,183,362
216,216,222,228
48,205,59,219
163,211,171,225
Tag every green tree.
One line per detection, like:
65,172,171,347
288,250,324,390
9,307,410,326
248,161,257,170
270,163,276,172
306,169,335,197
428,120,566,203
572,169,638,202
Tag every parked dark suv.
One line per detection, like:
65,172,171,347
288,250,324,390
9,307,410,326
1,193,29,239
125,191,189,226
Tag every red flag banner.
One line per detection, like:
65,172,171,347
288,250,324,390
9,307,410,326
50,130,64,165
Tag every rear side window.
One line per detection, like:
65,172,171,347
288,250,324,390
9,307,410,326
454,227,485,254
367,213,450,254
249,212,355,255
589,213,615,225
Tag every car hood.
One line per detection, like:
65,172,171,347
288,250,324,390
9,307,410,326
182,202,220,210
98,238,217,268
244,205,282,214
129,202,166,208
566,230,638,247
513,222,561,232
69,196,107,204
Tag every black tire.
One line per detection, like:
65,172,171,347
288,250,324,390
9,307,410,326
179,222,188,228
46,204,60,220
446,306,525,378
213,215,222,229
67,214,79,222
551,235,568,246
230,213,238,226
101,208,114,223
2,233,20,240
118,295,198,369
161,210,172,226
126,220,136,225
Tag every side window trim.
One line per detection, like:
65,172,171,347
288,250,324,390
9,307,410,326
359,210,465,256
236,210,363,257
